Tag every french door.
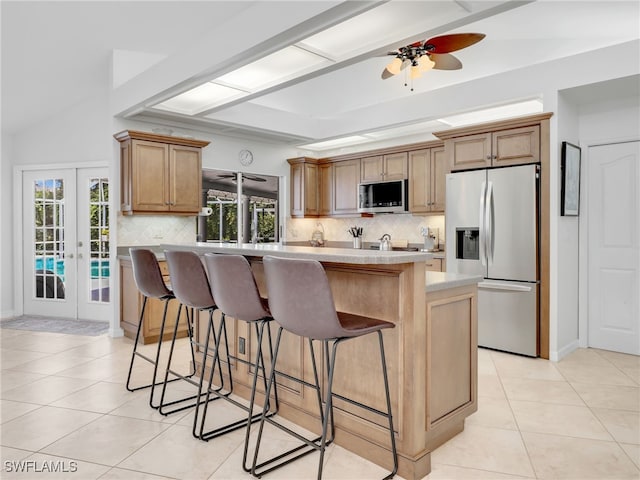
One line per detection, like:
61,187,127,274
22,167,111,321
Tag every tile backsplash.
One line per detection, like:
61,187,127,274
118,215,196,246
117,213,444,249
286,214,445,248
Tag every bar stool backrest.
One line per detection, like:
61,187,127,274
129,248,172,299
263,256,344,340
164,250,215,309
204,254,269,321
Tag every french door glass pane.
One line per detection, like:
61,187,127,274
88,177,110,303
33,177,65,299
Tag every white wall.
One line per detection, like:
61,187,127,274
1,133,15,318
555,93,581,358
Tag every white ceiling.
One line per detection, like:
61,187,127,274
2,1,639,148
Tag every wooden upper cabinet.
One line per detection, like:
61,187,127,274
492,125,540,167
443,124,541,172
409,145,445,214
333,159,361,215
288,158,319,218
447,133,492,171
318,163,333,216
115,130,209,215
361,152,408,182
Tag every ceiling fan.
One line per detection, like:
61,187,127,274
382,33,485,86
217,173,267,182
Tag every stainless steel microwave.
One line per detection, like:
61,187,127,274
358,179,408,213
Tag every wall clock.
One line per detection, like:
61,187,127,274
239,149,254,166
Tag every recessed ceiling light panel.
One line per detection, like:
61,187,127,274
153,82,246,115
217,45,329,91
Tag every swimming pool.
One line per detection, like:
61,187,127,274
35,257,110,279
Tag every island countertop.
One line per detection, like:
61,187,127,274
153,243,480,292
160,242,433,264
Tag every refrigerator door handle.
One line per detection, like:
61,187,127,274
479,180,487,266
478,281,533,292
487,180,495,265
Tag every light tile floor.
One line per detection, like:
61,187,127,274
1,327,638,480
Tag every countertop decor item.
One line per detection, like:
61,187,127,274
379,233,392,251
310,222,325,247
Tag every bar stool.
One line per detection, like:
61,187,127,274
255,255,398,480
159,250,227,416
198,253,278,471
125,248,196,409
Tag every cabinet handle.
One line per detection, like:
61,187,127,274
486,155,491,160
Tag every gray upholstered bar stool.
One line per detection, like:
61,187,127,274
198,253,278,471
255,255,398,480
126,248,196,409
159,250,227,417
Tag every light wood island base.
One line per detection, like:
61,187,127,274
162,243,479,479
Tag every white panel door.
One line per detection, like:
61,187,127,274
588,141,640,354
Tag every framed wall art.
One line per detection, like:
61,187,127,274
561,141,581,216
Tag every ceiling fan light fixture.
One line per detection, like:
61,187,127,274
410,65,422,79
386,57,403,75
418,54,435,72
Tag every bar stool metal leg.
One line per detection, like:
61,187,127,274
158,304,221,416
251,327,331,478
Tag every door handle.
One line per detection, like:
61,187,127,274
486,181,494,265
68,253,74,259
479,181,487,266
478,281,532,292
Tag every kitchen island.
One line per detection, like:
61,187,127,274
161,242,480,480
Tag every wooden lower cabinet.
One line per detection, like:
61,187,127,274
119,258,188,344
425,258,443,272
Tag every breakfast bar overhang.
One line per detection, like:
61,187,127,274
161,243,480,480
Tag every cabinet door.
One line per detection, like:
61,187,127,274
304,163,319,216
408,149,430,213
384,152,408,180
290,163,304,217
333,159,361,215
447,133,492,171
492,125,540,167
430,147,446,212
169,145,201,213
132,140,170,212
360,156,383,182
318,163,333,215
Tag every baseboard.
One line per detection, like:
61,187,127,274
0,310,15,320
109,326,125,338
552,340,580,361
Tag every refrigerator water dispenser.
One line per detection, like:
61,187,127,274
456,228,479,260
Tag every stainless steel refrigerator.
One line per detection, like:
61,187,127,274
446,164,539,356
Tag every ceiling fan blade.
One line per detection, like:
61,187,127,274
244,174,266,182
431,53,463,70
424,33,485,54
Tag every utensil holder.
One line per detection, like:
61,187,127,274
352,237,362,249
